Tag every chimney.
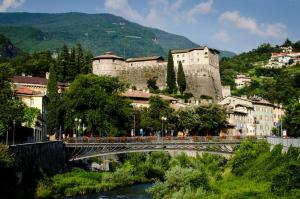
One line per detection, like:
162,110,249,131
46,72,50,79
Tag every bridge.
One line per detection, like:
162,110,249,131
64,136,243,161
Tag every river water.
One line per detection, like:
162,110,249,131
66,183,153,199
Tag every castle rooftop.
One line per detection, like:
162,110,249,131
171,46,220,54
92,52,124,60
126,56,164,62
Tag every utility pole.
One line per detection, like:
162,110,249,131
133,114,136,136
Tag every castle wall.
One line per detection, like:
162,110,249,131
92,47,223,101
118,63,167,90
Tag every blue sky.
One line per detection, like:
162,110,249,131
1,0,299,53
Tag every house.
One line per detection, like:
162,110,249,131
12,75,69,140
121,90,185,110
15,86,47,142
234,74,251,89
219,96,284,137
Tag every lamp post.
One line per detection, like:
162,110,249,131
78,118,82,137
161,117,167,137
74,118,78,138
12,119,16,145
6,125,8,145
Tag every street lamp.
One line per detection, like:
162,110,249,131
74,118,78,138
12,119,16,145
78,118,82,137
161,117,167,137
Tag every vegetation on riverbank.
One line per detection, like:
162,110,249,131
36,140,300,199
148,140,300,199
36,152,170,198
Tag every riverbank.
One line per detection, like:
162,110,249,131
36,152,169,198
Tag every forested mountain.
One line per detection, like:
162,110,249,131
0,12,235,58
0,34,20,60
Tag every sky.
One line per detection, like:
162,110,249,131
1,0,299,53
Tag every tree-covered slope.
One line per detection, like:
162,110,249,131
0,12,234,58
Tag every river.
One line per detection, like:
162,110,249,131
66,183,153,199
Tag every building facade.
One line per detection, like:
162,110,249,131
219,96,283,137
92,46,222,101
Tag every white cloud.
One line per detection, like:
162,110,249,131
187,0,214,23
213,30,231,43
219,11,287,39
104,0,214,28
104,0,143,22
0,0,25,12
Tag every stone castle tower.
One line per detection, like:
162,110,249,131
92,46,222,101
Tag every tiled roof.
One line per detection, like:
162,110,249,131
126,56,164,62
15,86,41,95
92,52,124,60
13,76,48,85
122,90,177,101
171,46,220,54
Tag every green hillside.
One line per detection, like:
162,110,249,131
220,40,300,105
0,12,234,58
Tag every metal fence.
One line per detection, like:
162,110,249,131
267,137,300,148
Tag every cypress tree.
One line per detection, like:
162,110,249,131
57,44,69,82
177,61,186,94
66,47,77,81
47,64,59,133
75,43,84,73
166,50,176,93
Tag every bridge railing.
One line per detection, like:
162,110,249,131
64,136,248,144
267,137,300,148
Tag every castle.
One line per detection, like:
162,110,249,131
92,46,222,101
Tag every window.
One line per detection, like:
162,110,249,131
182,54,185,57
177,55,179,58
182,60,185,63
30,98,34,106
205,52,208,55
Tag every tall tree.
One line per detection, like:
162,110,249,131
0,64,24,136
75,43,84,73
282,38,293,47
81,50,93,74
166,50,176,93
63,74,132,136
283,100,300,137
47,64,59,133
57,44,69,82
177,61,186,94
66,47,77,81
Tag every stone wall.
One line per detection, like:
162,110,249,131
9,141,66,184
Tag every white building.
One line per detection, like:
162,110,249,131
219,96,284,137
234,74,251,89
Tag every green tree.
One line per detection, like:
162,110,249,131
63,74,132,136
81,50,93,74
195,104,228,135
282,38,293,47
23,107,40,128
0,64,24,137
283,100,300,137
57,44,69,82
147,77,159,93
65,47,77,81
75,43,84,73
177,61,186,94
176,108,199,132
166,50,176,93
140,96,175,132
47,64,59,133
